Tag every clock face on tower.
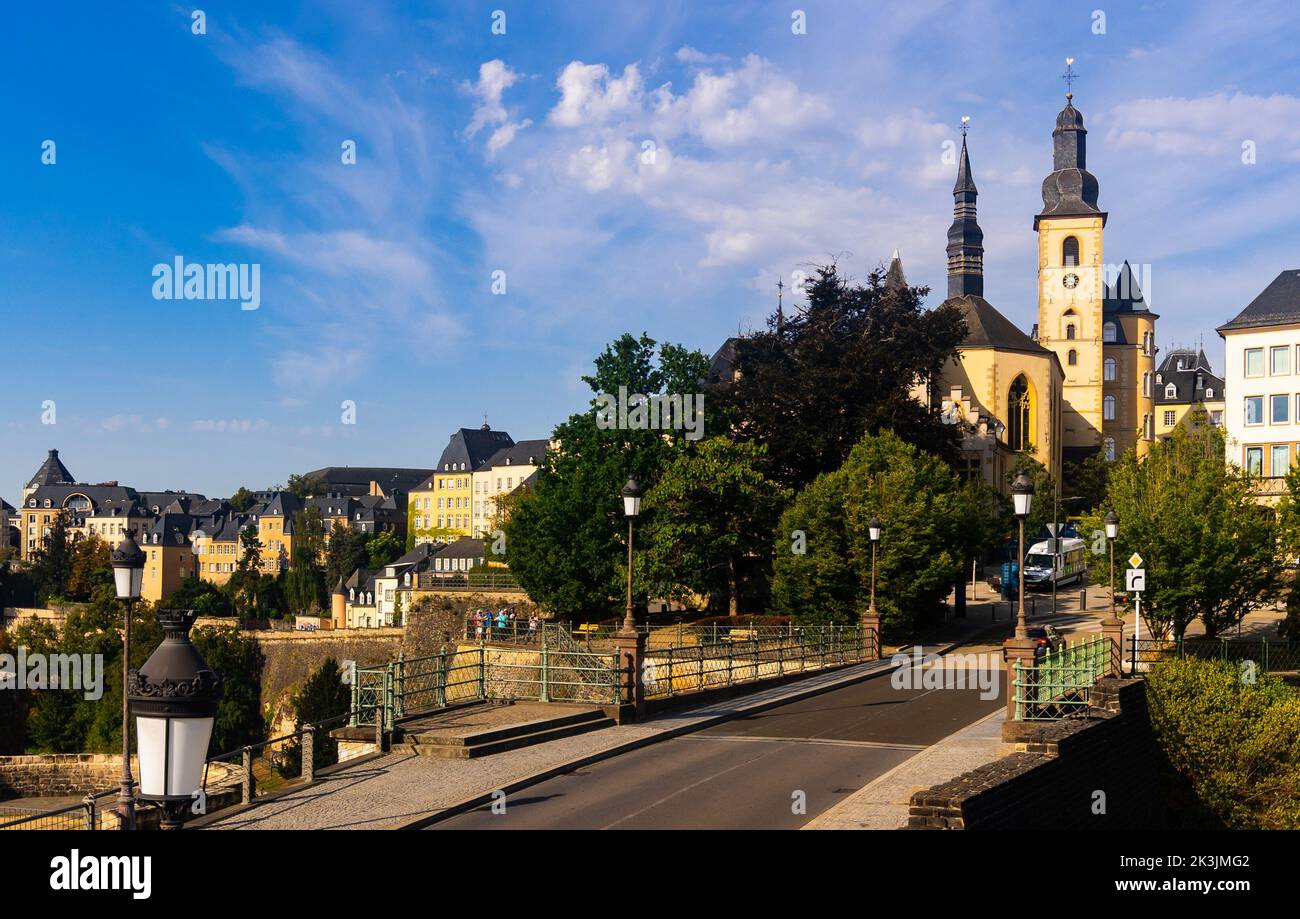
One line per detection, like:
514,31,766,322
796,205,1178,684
1063,272,1080,290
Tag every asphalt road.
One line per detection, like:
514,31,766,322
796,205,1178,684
430,660,1005,830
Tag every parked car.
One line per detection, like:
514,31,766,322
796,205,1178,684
1002,624,1064,659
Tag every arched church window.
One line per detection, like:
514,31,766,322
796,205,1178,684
1103,322,1117,343
1066,324,1076,340
1068,349,1077,366
1104,395,1116,421
1062,236,1080,267
1007,376,1034,453
1104,358,1116,380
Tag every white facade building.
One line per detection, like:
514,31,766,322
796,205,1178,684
1217,269,1300,501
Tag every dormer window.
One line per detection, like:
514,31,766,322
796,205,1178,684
1206,388,1214,399
1102,322,1117,343
1165,383,1177,399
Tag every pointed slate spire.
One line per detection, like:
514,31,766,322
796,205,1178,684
885,249,908,290
946,136,984,298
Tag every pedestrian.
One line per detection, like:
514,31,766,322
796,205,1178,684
528,613,538,639
473,609,483,641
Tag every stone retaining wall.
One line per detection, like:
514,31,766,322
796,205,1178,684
0,753,137,800
908,678,1164,830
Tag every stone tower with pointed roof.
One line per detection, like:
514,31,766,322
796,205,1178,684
1034,84,1156,463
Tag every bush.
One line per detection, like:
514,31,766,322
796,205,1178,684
1146,658,1300,829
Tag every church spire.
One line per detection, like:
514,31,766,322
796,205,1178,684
1036,58,1104,227
946,122,984,299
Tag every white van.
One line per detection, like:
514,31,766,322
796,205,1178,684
1022,536,1087,588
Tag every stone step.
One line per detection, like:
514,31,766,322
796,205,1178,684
395,713,615,759
400,707,607,748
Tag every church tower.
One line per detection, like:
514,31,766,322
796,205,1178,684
1034,75,1109,462
947,136,984,298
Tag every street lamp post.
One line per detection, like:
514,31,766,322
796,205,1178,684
1101,510,1124,677
620,478,642,634
1003,473,1037,736
1104,510,1119,616
1009,473,1034,638
614,478,647,719
110,530,145,831
129,609,223,830
867,516,881,615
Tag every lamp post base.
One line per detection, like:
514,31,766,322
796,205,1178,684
116,781,136,831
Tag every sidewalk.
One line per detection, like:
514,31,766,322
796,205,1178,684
803,707,1006,830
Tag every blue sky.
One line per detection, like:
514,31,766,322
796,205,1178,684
3,0,1300,500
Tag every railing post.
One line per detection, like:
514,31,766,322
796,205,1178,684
478,647,487,700
726,640,733,686
349,661,359,727
861,610,882,661
437,652,448,708
82,794,96,831
540,633,550,702
302,725,315,784
395,652,406,720
241,746,255,805
777,633,784,676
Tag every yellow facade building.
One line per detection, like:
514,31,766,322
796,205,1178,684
1153,348,1226,440
411,425,515,544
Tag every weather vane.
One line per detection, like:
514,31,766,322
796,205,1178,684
1061,57,1077,99
960,114,971,138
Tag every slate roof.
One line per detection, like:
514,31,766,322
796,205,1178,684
434,426,515,475
1103,261,1158,319
1217,269,1300,333
484,439,549,469
434,537,487,560
23,484,136,511
301,466,435,497
1155,349,1225,405
943,295,1054,357
143,512,197,548
26,450,75,489
1035,98,1106,228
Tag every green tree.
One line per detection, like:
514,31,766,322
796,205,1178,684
1062,450,1112,515
714,261,965,491
191,625,266,754
1081,422,1281,639
29,510,75,603
643,438,789,616
504,333,709,619
227,523,264,616
228,486,256,512
280,658,351,775
164,576,234,616
66,534,112,601
326,521,370,586
285,507,328,614
771,430,976,638
366,531,404,569
286,474,323,499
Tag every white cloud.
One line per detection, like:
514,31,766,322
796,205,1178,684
549,62,645,127
1102,92,1300,161
464,59,532,158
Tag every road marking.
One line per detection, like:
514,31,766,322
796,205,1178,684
682,735,927,751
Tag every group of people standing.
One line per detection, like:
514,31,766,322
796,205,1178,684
471,606,539,641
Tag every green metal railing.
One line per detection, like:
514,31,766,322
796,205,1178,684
643,625,867,699
1012,636,1111,721
1129,636,1300,674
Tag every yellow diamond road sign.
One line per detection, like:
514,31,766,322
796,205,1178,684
1128,552,1143,568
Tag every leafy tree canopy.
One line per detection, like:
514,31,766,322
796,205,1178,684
714,262,965,490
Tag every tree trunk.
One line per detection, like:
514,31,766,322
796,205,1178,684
728,558,739,618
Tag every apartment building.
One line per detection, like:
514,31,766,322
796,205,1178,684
1218,269,1300,502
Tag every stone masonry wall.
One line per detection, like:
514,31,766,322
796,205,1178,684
909,678,1164,830
0,754,138,800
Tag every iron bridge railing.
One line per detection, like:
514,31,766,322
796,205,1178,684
1012,636,1111,721
1128,635,1300,674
